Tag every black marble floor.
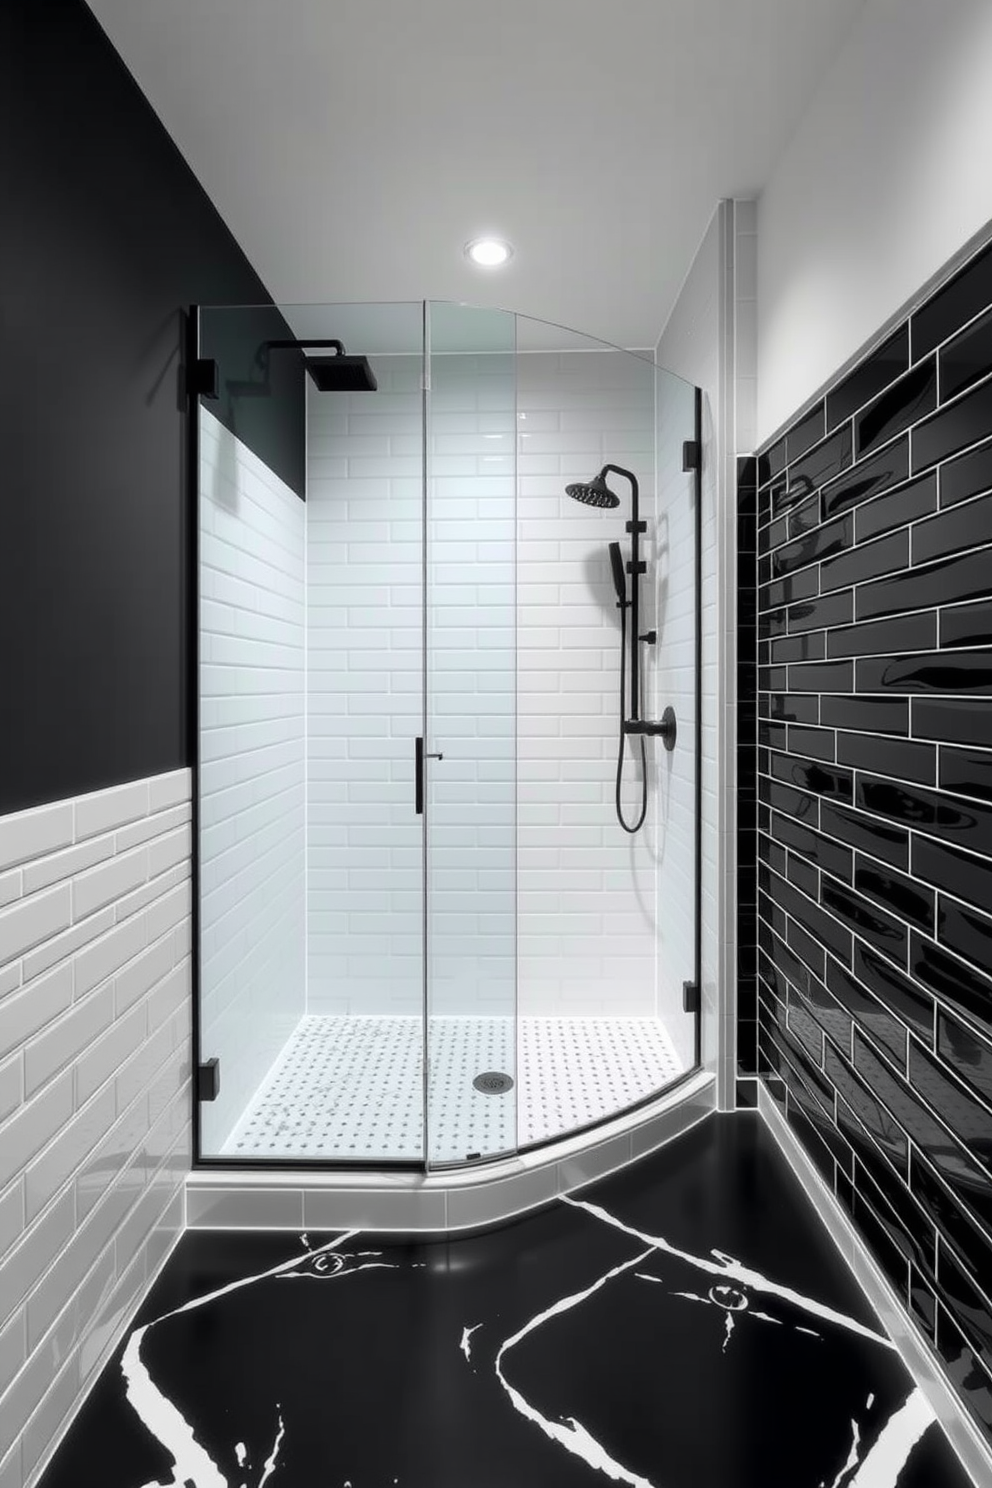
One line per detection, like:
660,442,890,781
39,1116,977,1487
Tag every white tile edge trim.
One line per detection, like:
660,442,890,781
23,1215,186,1488
757,1083,991,1488
186,1070,716,1233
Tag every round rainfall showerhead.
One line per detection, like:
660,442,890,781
565,472,620,508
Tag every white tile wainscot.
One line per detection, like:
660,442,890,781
0,769,192,1488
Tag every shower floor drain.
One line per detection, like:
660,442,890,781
473,1071,514,1095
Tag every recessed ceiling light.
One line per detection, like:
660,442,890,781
464,237,514,268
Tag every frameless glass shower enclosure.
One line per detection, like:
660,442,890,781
192,299,700,1169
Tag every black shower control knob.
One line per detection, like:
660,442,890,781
623,707,677,750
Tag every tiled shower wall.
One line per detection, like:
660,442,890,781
198,409,306,1150
306,347,695,1043
0,771,191,1488
516,351,663,1024
306,358,425,1016
741,234,992,1443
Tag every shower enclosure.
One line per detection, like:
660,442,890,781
191,299,700,1170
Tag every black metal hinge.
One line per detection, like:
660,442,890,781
190,357,220,401
682,439,701,472
197,1058,220,1102
682,980,700,1014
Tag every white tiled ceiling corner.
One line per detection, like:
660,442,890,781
86,0,866,348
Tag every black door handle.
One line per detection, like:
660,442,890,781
415,736,443,814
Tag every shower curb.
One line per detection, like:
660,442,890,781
185,1070,715,1234
758,1082,992,1488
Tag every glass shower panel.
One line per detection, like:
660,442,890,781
305,301,427,1163
425,302,517,1166
194,297,700,1171
196,303,309,1160
196,300,428,1164
653,367,698,1076
512,315,697,1147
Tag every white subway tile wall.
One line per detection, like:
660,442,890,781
306,360,424,1017
198,409,307,1152
306,346,697,1046
428,351,516,1026
0,769,191,1488
517,350,685,1025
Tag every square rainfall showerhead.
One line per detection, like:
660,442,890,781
305,355,378,392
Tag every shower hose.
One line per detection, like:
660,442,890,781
616,601,648,834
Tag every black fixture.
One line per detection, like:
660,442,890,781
566,463,678,832
608,541,628,608
624,705,677,751
566,473,621,510
414,736,443,815
189,357,220,400
262,338,378,392
197,1058,220,1102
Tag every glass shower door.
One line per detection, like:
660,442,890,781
424,302,517,1166
196,299,429,1164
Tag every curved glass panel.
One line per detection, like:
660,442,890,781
510,312,698,1149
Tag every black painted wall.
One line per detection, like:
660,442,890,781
0,0,305,816
739,234,992,1446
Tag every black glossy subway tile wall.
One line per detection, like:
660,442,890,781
856,548,992,621
856,649,992,695
857,471,937,542
855,358,936,458
740,232,992,1449
776,425,853,516
938,1010,992,1106
913,696,992,746
913,378,992,474
836,732,935,784
941,744,992,803
822,436,909,519
819,800,909,869
941,307,992,403
912,834,992,914
942,599,992,649
827,612,936,659
912,238,992,360
911,931,992,1038
770,515,851,578
914,492,992,565
941,436,992,507
827,325,910,430
820,529,908,591
787,400,825,462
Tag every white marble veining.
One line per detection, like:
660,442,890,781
106,1191,943,1488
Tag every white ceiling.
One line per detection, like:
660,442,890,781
87,0,865,350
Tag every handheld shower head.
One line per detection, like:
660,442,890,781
608,541,628,607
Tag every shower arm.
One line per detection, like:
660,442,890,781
263,339,346,353
601,465,645,721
